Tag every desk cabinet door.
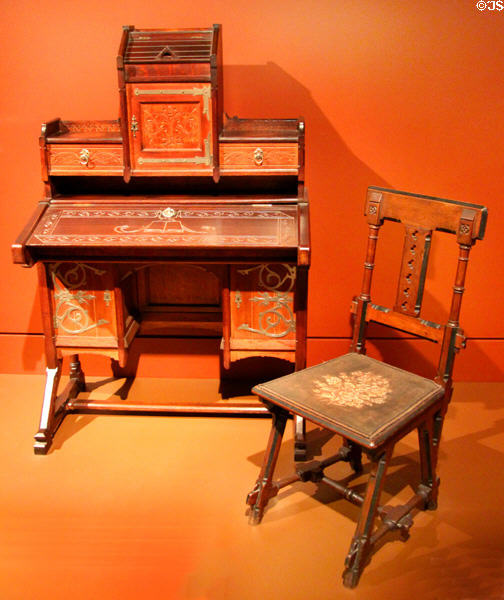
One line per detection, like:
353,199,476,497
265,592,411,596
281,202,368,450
127,82,213,174
49,262,119,348
229,264,297,358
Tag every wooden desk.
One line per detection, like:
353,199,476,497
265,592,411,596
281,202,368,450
12,25,310,455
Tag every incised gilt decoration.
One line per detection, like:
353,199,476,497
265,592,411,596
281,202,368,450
51,263,109,335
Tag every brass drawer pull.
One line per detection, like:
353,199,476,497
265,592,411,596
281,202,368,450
131,115,138,138
253,147,264,166
79,149,90,166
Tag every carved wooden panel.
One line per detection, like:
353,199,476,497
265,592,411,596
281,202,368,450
29,204,299,251
394,226,432,316
141,103,202,150
62,121,121,134
220,143,298,175
127,82,213,174
48,145,123,175
230,263,296,353
49,262,119,347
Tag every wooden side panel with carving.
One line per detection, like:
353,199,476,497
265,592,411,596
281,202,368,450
49,262,119,348
230,264,296,360
127,82,213,175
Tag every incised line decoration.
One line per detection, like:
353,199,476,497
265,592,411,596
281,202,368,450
313,371,391,409
236,264,296,339
238,264,296,293
51,263,110,335
222,147,297,167
63,121,120,133
138,135,212,166
237,292,295,338
51,149,122,167
34,208,295,246
114,207,209,235
140,103,200,149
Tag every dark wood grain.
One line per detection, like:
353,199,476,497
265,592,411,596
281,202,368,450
248,186,487,588
12,24,310,454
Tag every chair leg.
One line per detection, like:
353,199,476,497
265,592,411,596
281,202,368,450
345,440,363,474
246,407,288,524
417,408,445,510
343,445,393,588
293,415,306,461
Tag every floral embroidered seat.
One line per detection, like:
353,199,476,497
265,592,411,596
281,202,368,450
245,187,487,588
253,353,444,449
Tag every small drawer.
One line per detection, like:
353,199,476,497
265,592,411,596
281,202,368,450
219,143,298,175
48,144,123,175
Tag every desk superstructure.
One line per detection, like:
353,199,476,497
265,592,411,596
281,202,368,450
12,25,310,454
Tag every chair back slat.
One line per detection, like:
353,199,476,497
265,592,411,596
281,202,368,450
366,187,487,238
394,225,432,316
352,187,487,384
350,301,443,342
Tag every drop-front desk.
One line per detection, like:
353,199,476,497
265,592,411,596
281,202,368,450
12,25,310,456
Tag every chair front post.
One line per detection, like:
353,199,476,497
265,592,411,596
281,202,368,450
343,444,394,588
246,406,289,524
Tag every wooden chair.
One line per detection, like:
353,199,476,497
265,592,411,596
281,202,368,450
246,187,487,588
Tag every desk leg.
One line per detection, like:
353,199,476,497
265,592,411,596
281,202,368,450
34,359,63,454
294,266,308,460
69,354,86,393
34,265,86,454
221,266,231,370
34,355,85,454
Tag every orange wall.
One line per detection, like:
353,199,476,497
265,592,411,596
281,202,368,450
0,0,502,380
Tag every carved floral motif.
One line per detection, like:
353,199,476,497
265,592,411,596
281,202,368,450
63,121,121,133
236,264,296,339
51,263,110,335
34,208,296,247
237,292,295,338
238,264,296,293
39,234,279,245
50,148,123,168
141,104,201,149
221,145,297,168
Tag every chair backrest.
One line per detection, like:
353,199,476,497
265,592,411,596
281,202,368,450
350,186,487,387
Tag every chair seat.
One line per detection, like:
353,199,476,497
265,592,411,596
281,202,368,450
253,353,444,449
